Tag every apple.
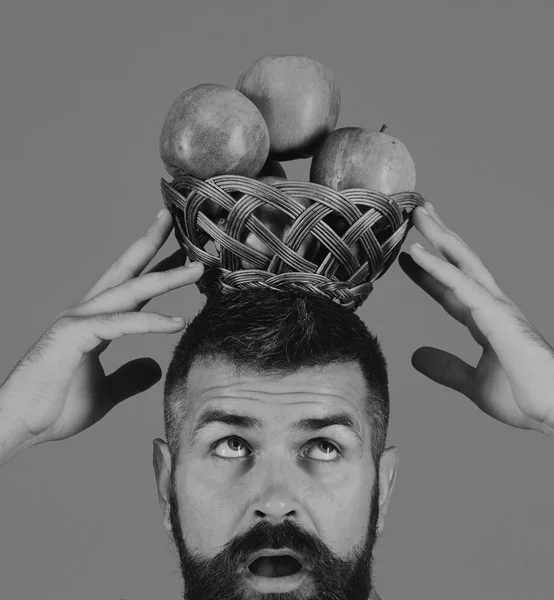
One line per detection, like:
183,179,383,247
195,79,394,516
309,125,415,279
221,159,286,243
225,160,287,212
240,198,320,270
217,176,319,270
257,176,286,185
213,175,286,259
309,125,416,194
236,54,340,161
160,83,270,227
215,163,288,256
309,208,397,281
159,83,270,183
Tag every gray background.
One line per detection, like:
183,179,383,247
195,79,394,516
1,0,553,599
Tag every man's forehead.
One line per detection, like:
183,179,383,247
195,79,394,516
178,359,371,454
184,358,368,405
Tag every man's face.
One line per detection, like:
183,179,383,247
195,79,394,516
153,360,399,600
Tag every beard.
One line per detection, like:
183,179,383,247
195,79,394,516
167,467,381,600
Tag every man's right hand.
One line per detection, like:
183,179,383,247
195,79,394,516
0,208,204,466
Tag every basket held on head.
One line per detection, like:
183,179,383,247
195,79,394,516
160,173,425,312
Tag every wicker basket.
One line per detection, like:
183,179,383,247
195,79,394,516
160,172,425,311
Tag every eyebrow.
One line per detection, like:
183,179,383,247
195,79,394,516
187,407,365,454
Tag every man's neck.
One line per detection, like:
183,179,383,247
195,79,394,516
370,591,383,600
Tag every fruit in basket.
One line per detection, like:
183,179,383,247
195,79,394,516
309,125,415,279
309,125,416,194
311,209,388,281
226,160,287,208
213,175,290,259
237,181,319,270
258,176,286,184
159,83,270,182
236,54,340,161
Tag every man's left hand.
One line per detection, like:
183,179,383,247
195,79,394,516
398,202,554,436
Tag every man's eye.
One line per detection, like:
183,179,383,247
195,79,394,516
211,436,342,463
213,437,249,459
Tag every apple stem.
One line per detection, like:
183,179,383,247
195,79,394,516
380,124,388,133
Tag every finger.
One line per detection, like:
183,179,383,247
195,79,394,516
398,252,469,326
74,248,190,310
67,262,203,317
24,312,185,385
133,248,192,312
53,312,186,358
408,242,520,344
81,209,175,303
411,345,475,399
412,205,510,302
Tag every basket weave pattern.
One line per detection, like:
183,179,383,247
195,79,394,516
161,173,425,311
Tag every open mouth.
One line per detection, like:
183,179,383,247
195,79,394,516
248,555,304,578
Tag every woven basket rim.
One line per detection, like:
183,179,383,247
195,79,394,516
160,174,425,311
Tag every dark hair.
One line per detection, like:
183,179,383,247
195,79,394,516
163,288,390,466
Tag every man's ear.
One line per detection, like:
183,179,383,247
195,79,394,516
153,438,173,535
377,446,400,536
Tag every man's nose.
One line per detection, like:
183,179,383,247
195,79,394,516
250,456,302,522
254,494,298,523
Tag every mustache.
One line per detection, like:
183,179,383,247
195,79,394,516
223,519,322,567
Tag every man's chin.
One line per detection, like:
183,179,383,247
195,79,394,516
174,552,373,600
167,473,380,600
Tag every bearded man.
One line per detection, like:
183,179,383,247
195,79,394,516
1,204,553,600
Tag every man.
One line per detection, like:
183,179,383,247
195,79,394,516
0,202,552,600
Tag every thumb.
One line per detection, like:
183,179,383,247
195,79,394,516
105,357,163,406
411,346,475,399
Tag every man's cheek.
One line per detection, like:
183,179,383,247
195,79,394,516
185,456,231,494
179,460,235,534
